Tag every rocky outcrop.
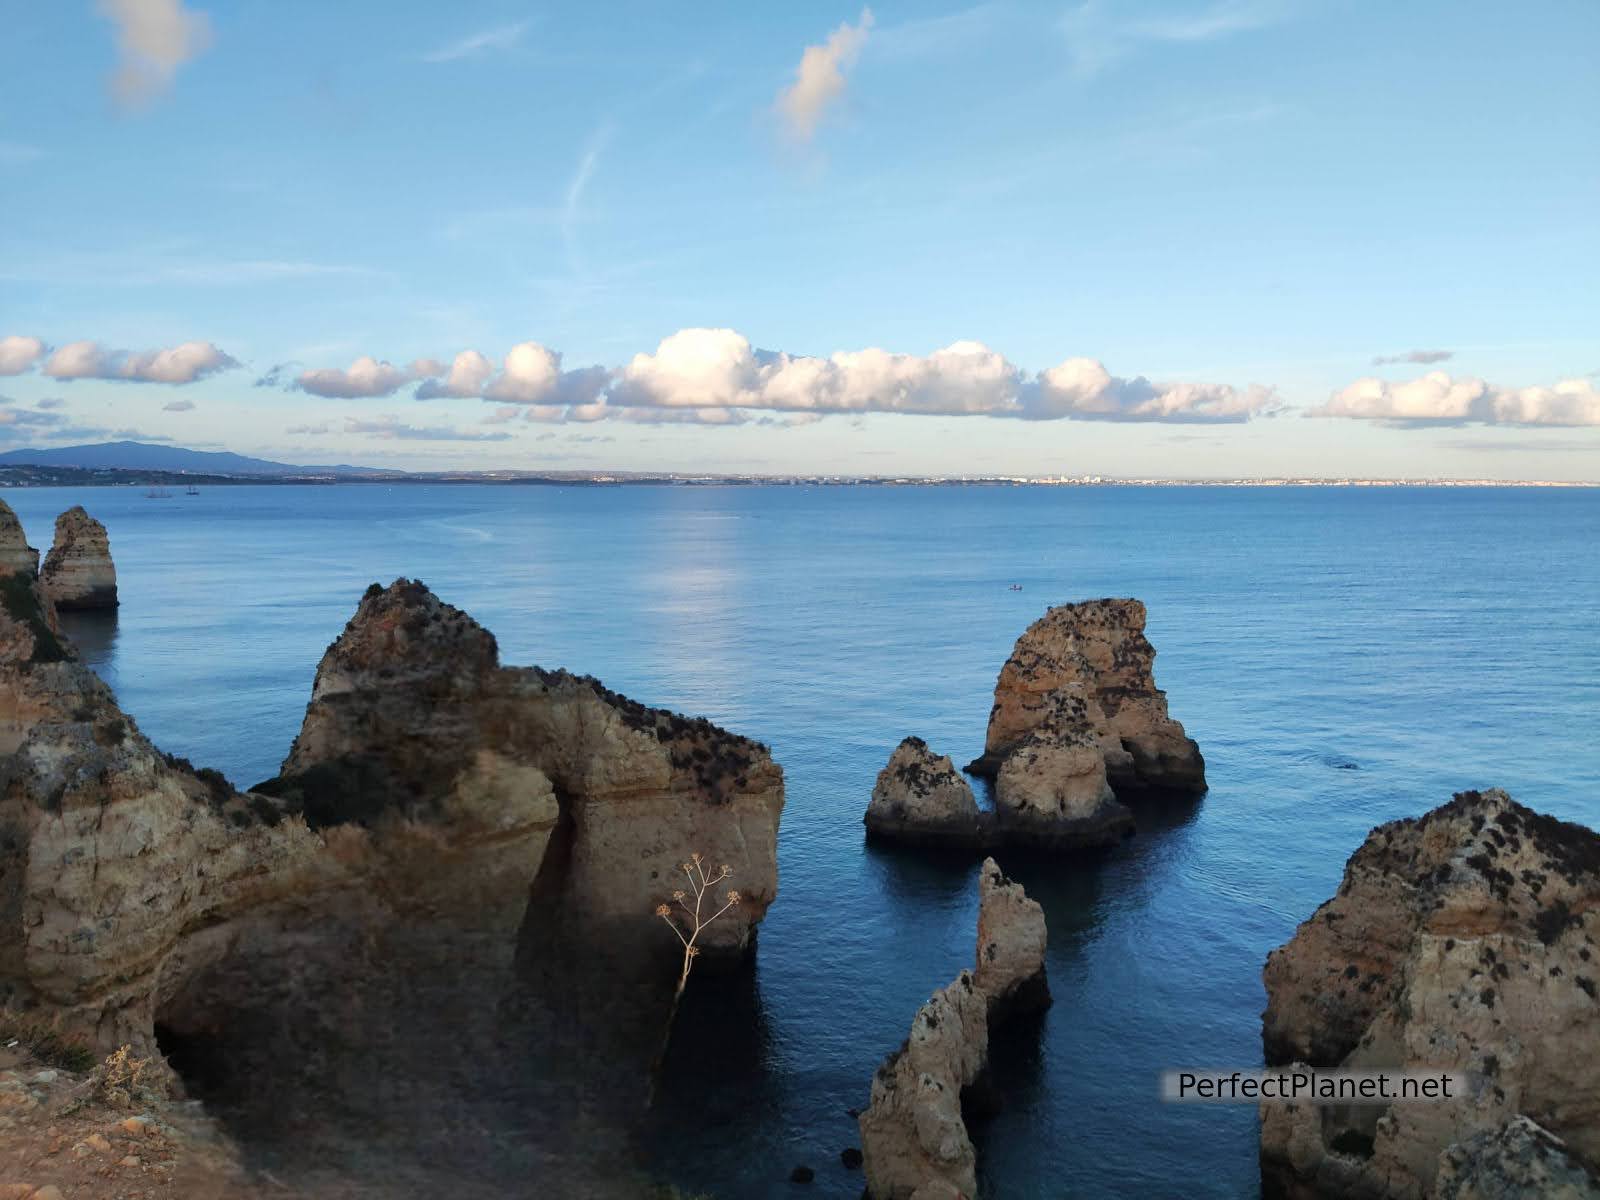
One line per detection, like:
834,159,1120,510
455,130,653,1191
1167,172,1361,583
860,861,1050,1198
966,598,1204,799
1433,1116,1600,1200
1260,789,1600,1200
974,858,1049,1018
0,500,40,577
2,576,783,1052
261,578,785,958
39,507,117,611
865,738,982,847
992,719,1132,849
859,971,989,1200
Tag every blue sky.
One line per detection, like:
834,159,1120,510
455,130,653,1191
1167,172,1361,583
2,1,1597,477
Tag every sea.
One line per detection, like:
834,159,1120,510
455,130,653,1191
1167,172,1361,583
5,483,1597,1199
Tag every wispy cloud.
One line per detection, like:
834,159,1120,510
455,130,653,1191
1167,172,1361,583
97,0,214,109
422,21,528,64
342,416,514,442
1372,349,1454,366
1060,0,1289,78
776,8,875,141
0,141,44,166
0,250,377,288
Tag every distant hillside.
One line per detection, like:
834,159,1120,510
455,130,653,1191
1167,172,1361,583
0,441,390,477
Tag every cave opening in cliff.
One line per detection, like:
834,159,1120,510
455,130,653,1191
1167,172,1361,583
152,1019,242,1113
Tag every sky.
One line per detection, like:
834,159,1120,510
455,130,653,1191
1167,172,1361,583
2,0,1597,478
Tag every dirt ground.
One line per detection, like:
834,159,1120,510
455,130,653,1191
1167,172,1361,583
0,1041,274,1200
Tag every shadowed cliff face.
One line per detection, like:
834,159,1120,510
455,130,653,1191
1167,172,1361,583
0,576,785,1196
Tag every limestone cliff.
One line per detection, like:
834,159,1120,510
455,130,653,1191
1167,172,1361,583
1260,789,1599,1200
3,576,782,1052
39,507,117,611
261,578,785,957
967,598,1204,798
0,500,40,578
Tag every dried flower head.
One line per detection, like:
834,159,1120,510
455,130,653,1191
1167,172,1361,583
726,890,741,904
672,890,686,901
654,904,670,918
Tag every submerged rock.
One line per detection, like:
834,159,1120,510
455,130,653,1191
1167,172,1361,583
1260,788,1600,1200
0,499,41,577
39,506,118,611
865,737,982,847
966,598,1204,799
974,857,1050,1018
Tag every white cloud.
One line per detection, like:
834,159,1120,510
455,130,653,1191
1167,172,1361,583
415,349,496,399
0,335,45,375
414,343,610,407
97,0,213,108
42,339,238,384
776,8,874,141
1310,372,1600,427
298,330,1274,425
1022,357,1277,422
296,356,414,398
422,21,527,63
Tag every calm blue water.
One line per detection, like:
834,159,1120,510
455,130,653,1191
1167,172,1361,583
6,484,1598,1199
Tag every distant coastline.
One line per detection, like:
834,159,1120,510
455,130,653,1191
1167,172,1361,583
1,464,1594,489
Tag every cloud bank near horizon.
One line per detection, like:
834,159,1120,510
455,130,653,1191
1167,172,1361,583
1309,372,1600,427
282,328,1282,426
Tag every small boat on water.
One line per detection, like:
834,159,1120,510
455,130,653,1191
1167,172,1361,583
185,485,200,496
145,487,173,499
1008,583,1023,591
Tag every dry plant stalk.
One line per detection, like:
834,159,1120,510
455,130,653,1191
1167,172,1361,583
655,852,740,997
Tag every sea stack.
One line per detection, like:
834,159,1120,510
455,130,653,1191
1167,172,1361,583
974,857,1050,1018
864,736,983,847
40,505,118,610
966,598,1204,799
860,860,1050,1198
1259,788,1600,1199
0,498,41,576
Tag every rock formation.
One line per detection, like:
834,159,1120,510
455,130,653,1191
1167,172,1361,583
860,860,1050,1198
991,717,1133,849
1,573,783,1180
260,578,785,958
39,506,117,611
0,500,40,578
966,598,1204,799
1433,1116,1600,1200
865,737,983,847
1260,789,1599,1200
859,971,989,1200
974,858,1049,1018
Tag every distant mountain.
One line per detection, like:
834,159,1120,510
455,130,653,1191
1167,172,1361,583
0,441,391,477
